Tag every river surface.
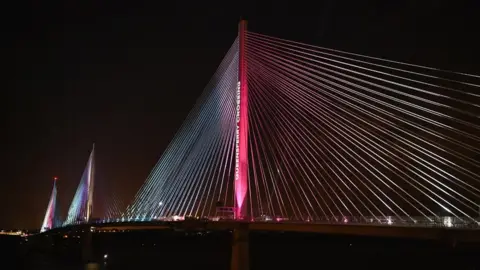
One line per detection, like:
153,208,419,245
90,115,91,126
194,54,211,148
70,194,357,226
3,231,479,270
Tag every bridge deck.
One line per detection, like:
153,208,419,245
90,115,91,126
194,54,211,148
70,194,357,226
85,221,480,243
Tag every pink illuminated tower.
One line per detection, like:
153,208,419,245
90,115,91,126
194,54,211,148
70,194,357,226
234,20,249,219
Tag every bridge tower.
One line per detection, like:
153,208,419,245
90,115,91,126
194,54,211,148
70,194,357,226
40,177,59,232
86,143,95,222
231,19,250,270
235,19,249,220
64,144,96,225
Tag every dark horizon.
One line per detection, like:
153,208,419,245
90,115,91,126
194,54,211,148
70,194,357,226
4,1,480,229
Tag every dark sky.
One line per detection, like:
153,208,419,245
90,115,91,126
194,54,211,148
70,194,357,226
4,0,479,229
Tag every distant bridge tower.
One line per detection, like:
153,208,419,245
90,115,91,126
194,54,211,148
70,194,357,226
86,144,95,222
235,20,249,219
40,177,59,232
63,144,96,225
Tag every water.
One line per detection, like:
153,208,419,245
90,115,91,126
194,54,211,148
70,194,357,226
5,231,480,270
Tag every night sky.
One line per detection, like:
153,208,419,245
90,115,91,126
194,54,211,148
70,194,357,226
4,1,479,229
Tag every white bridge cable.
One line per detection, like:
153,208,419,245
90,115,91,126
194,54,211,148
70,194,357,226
248,55,415,221
124,44,237,217
247,33,480,126
245,36,480,221
246,37,480,138
124,40,238,219
248,61,399,221
148,57,236,218
164,61,236,217
247,31,480,84
246,39,480,177
248,56,478,221
126,39,238,217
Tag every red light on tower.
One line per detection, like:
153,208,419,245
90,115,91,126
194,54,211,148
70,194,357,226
53,176,58,181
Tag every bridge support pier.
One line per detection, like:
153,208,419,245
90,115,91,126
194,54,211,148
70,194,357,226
230,224,249,270
82,227,100,270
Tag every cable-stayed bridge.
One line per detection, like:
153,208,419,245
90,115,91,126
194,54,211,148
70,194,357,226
40,21,480,237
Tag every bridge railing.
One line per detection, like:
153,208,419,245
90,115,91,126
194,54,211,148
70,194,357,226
251,216,480,229
93,215,480,229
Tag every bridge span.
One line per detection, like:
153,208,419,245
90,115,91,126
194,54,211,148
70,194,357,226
46,220,480,243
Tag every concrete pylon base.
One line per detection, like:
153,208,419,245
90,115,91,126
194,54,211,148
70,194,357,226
230,225,249,270
85,262,100,270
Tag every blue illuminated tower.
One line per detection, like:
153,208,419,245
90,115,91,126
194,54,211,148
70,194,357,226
64,144,95,225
